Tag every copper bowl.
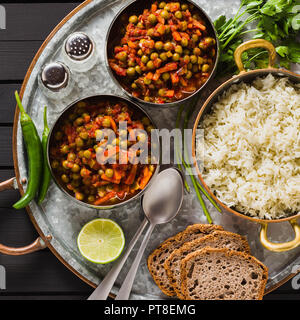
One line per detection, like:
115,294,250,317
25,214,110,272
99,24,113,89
47,94,160,210
105,0,219,107
192,39,300,252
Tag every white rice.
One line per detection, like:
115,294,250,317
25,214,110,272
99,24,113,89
197,74,300,219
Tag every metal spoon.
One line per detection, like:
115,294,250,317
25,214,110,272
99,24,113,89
115,168,184,300
87,167,184,300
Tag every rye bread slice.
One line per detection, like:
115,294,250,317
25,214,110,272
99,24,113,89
147,224,223,297
181,248,268,300
164,231,251,299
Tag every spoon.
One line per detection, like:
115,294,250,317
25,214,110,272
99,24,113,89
115,167,184,300
87,167,184,300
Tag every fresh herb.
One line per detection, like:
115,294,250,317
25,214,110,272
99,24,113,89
215,0,300,75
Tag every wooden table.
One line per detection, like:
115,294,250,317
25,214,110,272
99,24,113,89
0,0,299,300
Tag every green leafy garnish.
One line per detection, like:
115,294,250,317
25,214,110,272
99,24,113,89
215,0,300,75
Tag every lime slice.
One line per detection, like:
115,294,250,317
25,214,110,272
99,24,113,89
77,218,125,264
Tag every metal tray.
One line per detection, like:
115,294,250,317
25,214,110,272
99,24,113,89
10,0,300,299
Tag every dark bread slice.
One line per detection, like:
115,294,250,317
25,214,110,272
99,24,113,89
165,231,251,299
147,224,223,297
180,248,268,300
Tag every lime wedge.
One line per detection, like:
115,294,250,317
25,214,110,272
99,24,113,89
77,218,125,264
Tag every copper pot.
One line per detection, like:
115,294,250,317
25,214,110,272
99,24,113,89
192,39,300,252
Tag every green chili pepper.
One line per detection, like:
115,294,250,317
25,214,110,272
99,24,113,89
13,91,43,210
37,106,51,205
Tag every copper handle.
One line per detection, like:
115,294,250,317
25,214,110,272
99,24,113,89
234,39,277,73
0,177,50,255
260,219,300,252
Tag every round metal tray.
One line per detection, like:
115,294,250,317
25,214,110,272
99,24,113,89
8,0,300,299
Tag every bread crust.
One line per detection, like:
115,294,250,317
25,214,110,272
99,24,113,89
180,247,268,300
147,224,223,297
164,230,251,299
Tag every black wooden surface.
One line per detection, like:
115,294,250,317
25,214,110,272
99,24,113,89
0,1,299,300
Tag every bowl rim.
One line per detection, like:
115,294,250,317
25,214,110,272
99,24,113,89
104,0,220,107
47,93,161,210
191,67,300,224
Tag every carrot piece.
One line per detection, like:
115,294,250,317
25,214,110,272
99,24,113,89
165,90,175,98
180,77,188,86
139,167,153,189
193,20,206,30
104,116,117,132
152,72,160,81
124,164,138,185
151,3,157,12
145,72,154,80
101,169,122,184
94,191,117,205
157,62,178,74
171,72,179,84
172,31,182,41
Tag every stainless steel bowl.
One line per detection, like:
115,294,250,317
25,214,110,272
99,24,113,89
47,94,160,210
105,0,219,107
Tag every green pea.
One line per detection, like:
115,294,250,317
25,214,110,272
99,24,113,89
172,53,180,61
175,11,182,19
141,55,149,64
164,42,173,51
75,117,84,126
131,83,138,89
102,118,111,127
190,55,198,64
137,49,143,56
144,77,152,85
129,15,138,24
183,48,190,55
127,67,136,77
155,41,164,50
68,153,76,162
202,64,210,72
61,174,69,183
105,168,114,178
205,37,215,46
71,163,80,173
181,38,189,47
157,24,166,35
148,13,157,24
159,1,166,8
192,34,199,42
72,173,81,180
187,62,193,70
198,56,204,65
62,160,69,169
98,169,104,176
162,72,170,81
75,192,84,201
137,22,144,28
61,145,69,154
151,52,159,60
135,65,142,74
83,150,92,159
158,88,166,97
185,70,193,79
183,55,190,64
181,3,188,10
88,195,95,203
160,52,168,61
146,60,155,70
128,60,136,67
180,21,187,31
79,131,89,140
116,51,127,61
199,41,206,49
144,96,151,102
193,47,201,56
160,10,170,19
147,28,155,36
175,45,183,54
